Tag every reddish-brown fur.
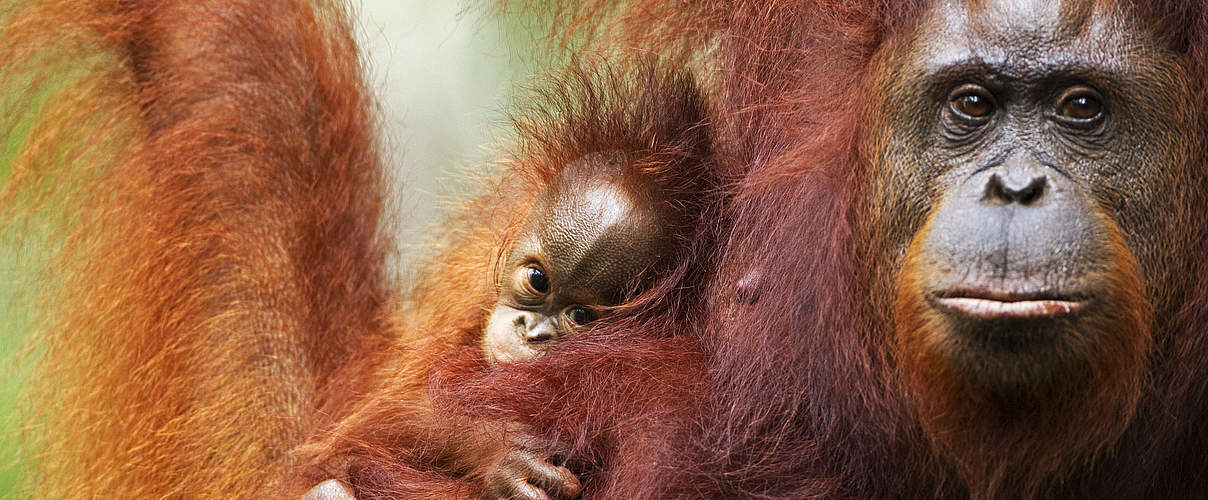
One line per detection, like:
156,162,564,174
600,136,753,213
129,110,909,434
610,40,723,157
490,1,1208,498
427,0,1208,497
2,0,391,496
894,216,1152,497
8,0,1208,498
284,62,718,499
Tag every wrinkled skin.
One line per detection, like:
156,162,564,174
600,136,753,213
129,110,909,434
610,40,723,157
483,151,678,364
864,0,1200,494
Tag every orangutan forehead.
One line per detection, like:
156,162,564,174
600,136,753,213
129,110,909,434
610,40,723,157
921,0,1141,71
960,0,1102,25
527,149,661,262
534,182,660,268
507,155,670,302
541,151,631,200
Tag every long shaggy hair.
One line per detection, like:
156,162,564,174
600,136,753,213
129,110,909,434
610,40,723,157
284,59,718,499
484,0,1208,498
2,0,390,496
7,0,1208,498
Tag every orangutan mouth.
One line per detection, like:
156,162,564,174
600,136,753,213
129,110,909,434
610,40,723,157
930,289,1087,321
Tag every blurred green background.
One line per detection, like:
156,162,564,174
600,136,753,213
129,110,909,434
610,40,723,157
0,1,538,496
355,1,541,264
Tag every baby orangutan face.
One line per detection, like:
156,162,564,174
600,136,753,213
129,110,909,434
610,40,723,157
483,152,677,364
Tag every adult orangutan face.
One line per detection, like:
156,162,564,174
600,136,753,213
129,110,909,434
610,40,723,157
863,0,1200,494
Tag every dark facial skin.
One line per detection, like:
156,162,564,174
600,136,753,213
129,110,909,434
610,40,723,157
483,152,677,364
867,0,1198,391
862,0,1201,493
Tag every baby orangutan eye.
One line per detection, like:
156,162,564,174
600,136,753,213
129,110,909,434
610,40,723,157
567,306,596,326
523,266,549,294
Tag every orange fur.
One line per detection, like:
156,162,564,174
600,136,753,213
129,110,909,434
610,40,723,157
3,0,389,496
11,0,1208,498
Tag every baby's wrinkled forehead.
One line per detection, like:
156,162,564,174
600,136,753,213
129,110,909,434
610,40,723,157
516,151,673,298
541,181,642,244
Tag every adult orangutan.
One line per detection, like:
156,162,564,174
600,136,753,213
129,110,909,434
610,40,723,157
7,0,1208,499
403,0,1208,498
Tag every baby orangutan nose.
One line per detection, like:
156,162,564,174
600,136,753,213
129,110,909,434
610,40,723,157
516,312,558,342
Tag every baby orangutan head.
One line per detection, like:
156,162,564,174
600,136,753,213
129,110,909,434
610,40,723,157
483,151,681,364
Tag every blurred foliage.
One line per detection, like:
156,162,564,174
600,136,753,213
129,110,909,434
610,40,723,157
0,72,48,500
1,51,112,498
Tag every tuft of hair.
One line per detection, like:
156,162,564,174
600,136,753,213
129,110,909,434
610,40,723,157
487,0,725,64
500,58,719,300
504,58,713,195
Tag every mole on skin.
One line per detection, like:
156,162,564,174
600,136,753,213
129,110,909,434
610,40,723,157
482,151,677,364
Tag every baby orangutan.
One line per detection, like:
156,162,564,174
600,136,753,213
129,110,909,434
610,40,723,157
483,151,680,364
292,63,714,500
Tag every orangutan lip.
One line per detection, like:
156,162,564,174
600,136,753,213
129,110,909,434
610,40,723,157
930,290,1086,320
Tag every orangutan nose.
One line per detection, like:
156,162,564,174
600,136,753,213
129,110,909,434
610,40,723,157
984,172,1047,205
516,313,558,342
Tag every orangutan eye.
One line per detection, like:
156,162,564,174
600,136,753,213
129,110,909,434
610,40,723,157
1057,86,1104,122
524,266,549,294
567,306,596,326
948,84,996,120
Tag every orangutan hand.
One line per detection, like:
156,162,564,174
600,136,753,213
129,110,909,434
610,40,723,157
481,435,582,500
